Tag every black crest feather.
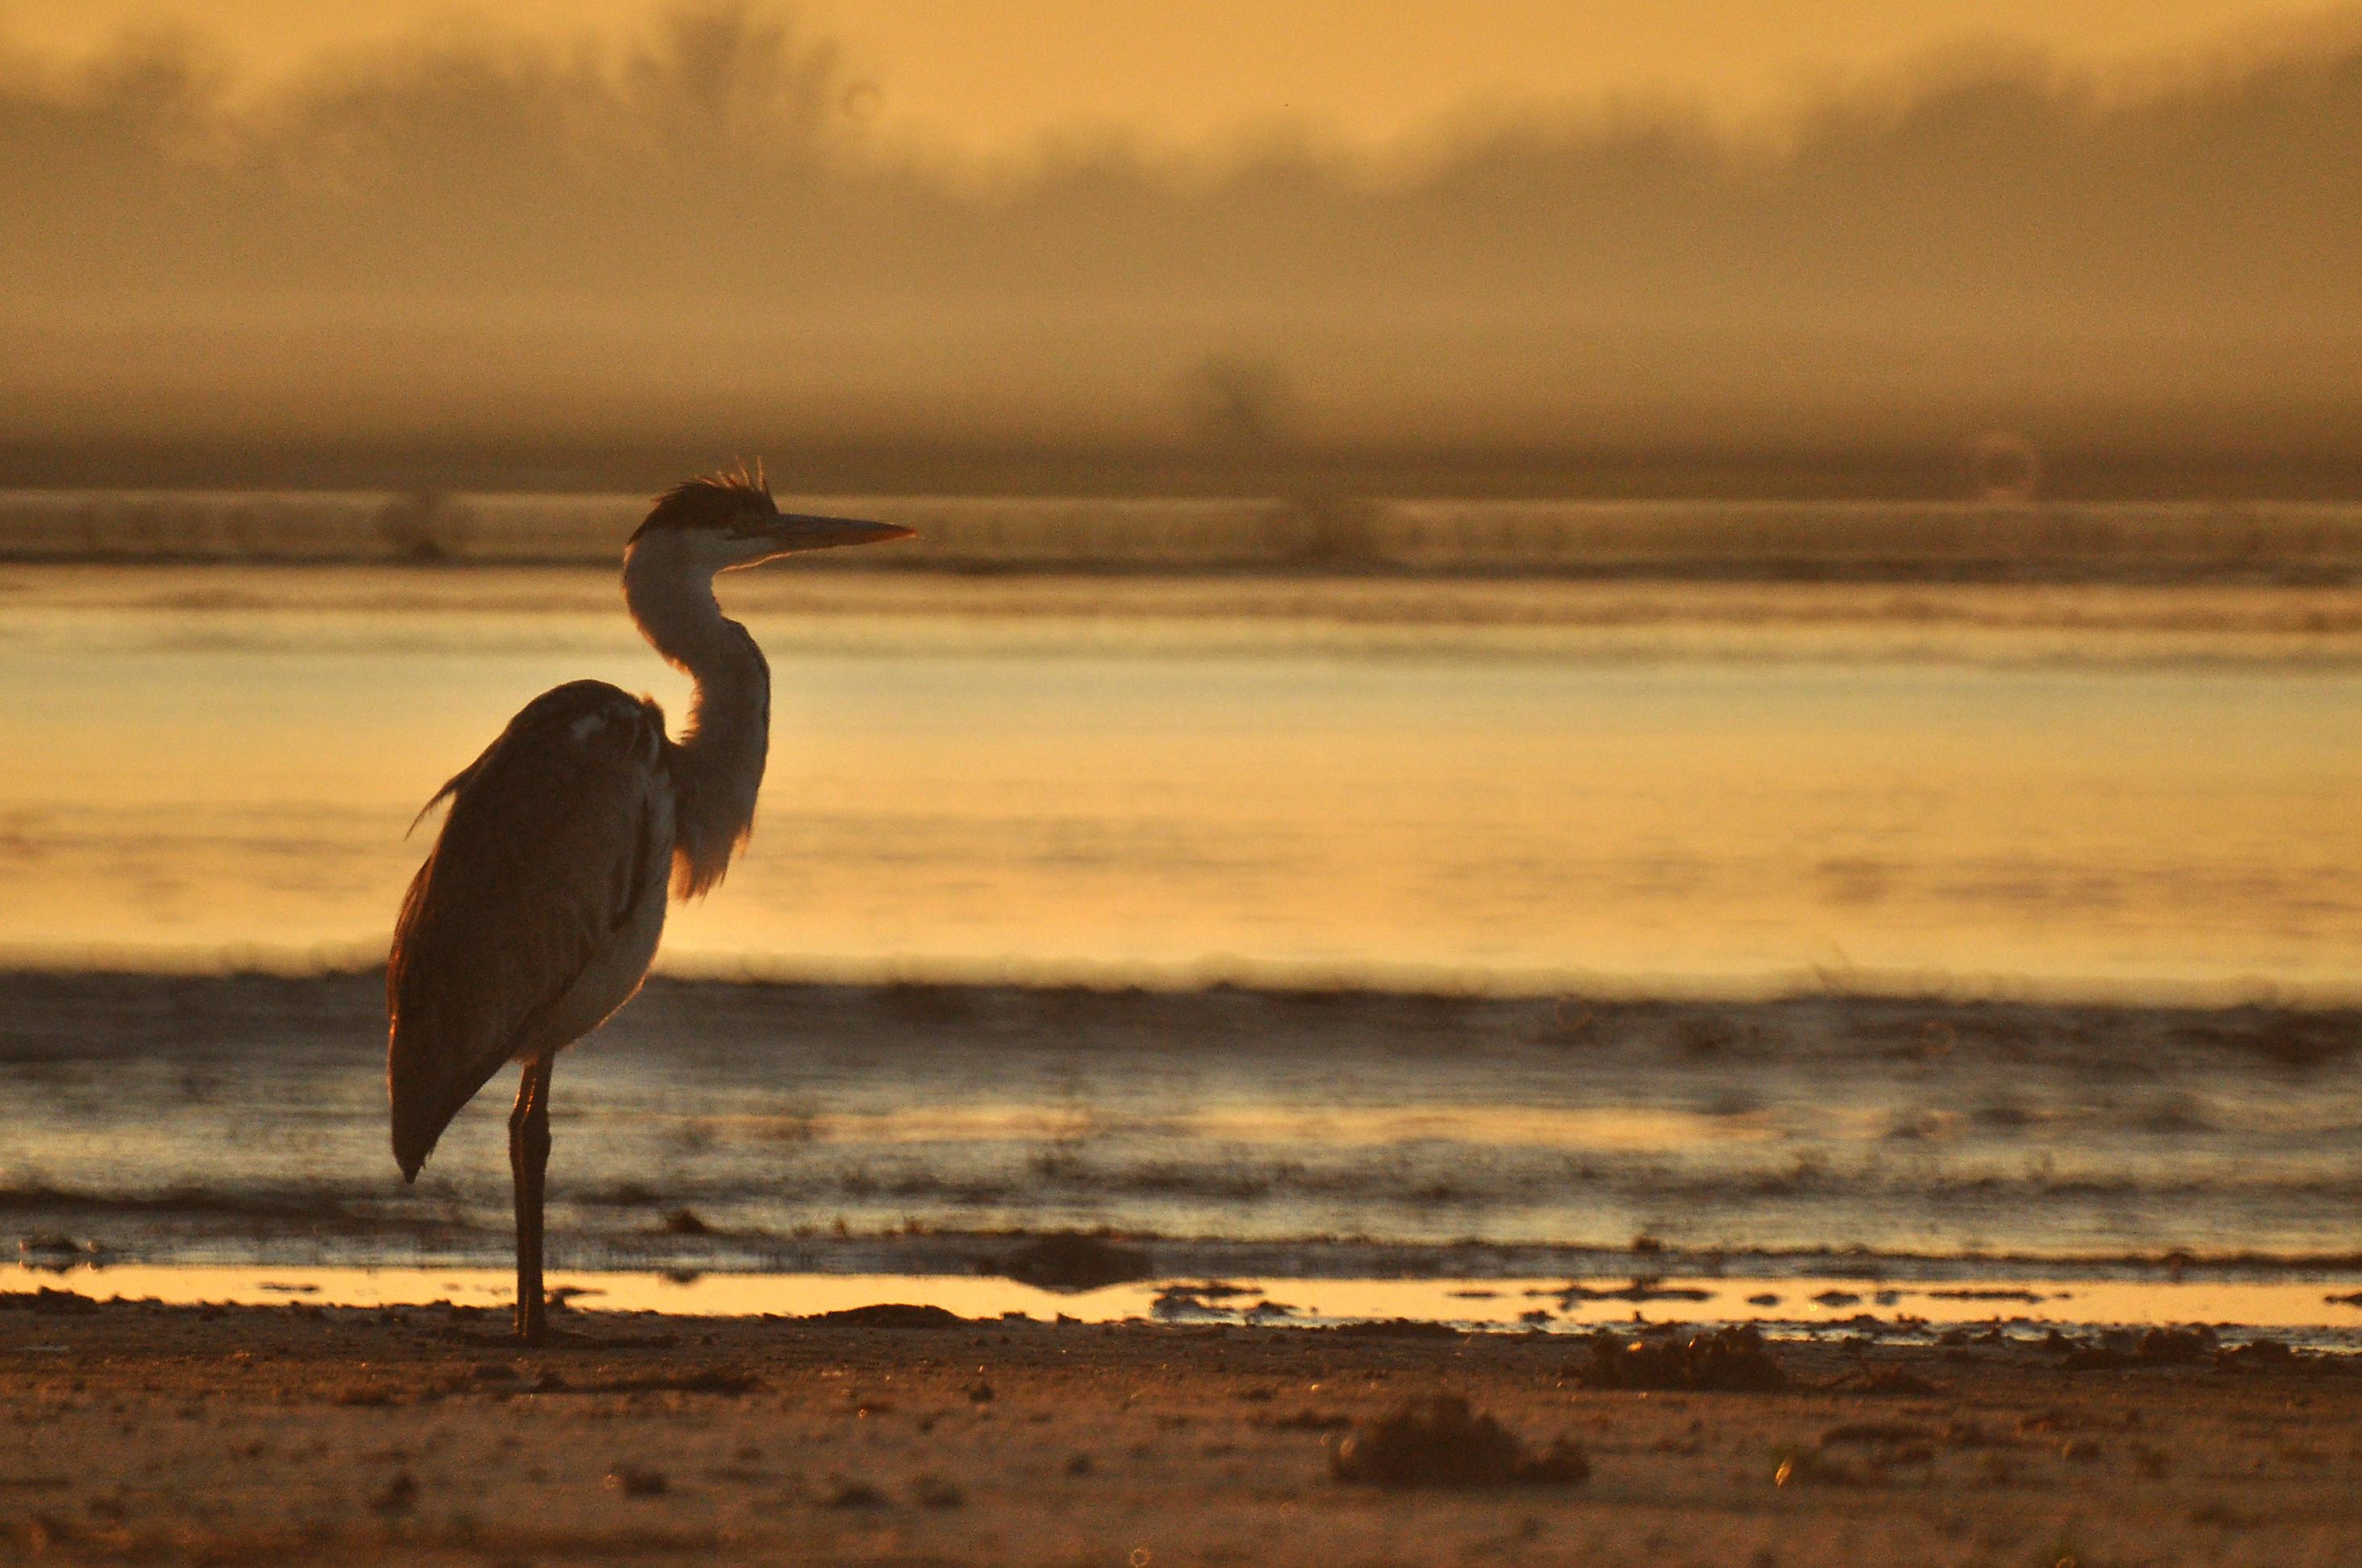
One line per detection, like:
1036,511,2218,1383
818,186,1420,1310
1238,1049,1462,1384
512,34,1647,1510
632,462,777,540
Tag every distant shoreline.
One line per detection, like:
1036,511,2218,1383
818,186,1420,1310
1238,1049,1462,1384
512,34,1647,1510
4,962,2360,1012
8,490,2362,585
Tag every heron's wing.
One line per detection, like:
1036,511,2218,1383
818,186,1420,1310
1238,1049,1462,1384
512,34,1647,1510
387,681,670,1180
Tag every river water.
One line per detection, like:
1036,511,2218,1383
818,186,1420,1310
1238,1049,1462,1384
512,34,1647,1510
1,562,2357,1289
2,564,2356,998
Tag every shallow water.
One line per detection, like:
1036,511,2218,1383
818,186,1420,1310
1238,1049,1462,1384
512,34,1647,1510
18,1263,2362,1345
2,565,2357,999
2,565,2358,1276
4,975,2358,1269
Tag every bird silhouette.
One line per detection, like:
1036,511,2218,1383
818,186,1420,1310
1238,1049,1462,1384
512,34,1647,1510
387,468,911,1341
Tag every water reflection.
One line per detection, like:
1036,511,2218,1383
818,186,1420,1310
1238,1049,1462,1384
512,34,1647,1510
24,1264,2362,1343
0,566,2355,998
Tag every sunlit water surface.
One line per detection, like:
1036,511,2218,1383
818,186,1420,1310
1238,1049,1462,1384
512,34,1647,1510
2,565,2359,1282
19,1264,2362,1347
2,565,2357,998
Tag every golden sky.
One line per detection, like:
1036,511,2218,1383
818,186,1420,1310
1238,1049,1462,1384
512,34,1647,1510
2,0,2339,150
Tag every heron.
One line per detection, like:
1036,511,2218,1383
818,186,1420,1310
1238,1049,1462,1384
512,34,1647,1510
387,469,911,1343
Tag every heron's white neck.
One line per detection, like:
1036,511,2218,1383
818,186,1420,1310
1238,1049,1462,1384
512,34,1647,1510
622,538,769,898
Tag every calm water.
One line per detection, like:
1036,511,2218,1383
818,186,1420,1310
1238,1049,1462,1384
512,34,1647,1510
35,1264,2362,1344
0,565,2356,997
2,562,2358,1276
3,974,2359,1271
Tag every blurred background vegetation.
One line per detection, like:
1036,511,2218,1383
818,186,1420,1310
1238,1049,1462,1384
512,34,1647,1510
3,2,2360,496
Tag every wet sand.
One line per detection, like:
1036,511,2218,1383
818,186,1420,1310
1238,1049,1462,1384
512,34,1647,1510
3,1292,2356,1566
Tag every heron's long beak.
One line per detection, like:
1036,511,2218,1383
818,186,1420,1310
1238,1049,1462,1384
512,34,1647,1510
766,513,917,554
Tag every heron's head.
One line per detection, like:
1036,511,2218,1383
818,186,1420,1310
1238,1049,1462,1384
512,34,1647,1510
628,466,913,573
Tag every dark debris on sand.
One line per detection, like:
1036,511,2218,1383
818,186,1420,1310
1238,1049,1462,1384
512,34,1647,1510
997,1233,1151,1290
1331,1395,1589,1490
823,1479,889,1509
553,1367,760,1396
0,1287,100,1315
806,1304,966,1330
1833,1364,1943,1396
604,1465,669,1498
2057,1326,2319,1373
1326,1318,1463,1340
2060,1326,2216,1371
1572,1326,1791,1392
2217,1338,2300,1368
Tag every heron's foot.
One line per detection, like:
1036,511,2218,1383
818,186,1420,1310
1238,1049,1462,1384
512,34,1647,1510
516,1308,548,1346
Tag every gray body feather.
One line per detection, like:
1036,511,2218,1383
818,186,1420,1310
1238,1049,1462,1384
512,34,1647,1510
387,681,674,1181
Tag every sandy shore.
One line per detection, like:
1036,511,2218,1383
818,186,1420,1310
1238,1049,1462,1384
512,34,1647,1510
3,1292,2356,1566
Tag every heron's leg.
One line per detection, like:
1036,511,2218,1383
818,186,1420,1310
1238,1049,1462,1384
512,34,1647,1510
510,1055,555,1344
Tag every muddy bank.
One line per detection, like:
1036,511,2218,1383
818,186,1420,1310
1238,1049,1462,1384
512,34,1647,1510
2,1292,2358,1566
